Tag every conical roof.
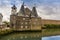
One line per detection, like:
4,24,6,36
32,7,38,17
11,5,17,9
18,3,25,16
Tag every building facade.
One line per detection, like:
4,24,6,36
0,13,3,25
10,3,42,31
42,19,60,25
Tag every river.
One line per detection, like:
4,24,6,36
42,29,60,40
1,29,60,40
42,35,60,40
0,32,41,40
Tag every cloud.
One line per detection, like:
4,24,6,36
0,0,60,22
0,0,23,22
0,6,11,21
37,3,60,20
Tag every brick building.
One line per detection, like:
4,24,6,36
0,13,3,25
10,3,42,31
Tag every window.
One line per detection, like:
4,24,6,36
25,22,27,24
21,22,23,24
23,18,25,20
26,15,29,17
21,26,23,28
25,26,28,29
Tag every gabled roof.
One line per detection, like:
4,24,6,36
25,8,31,16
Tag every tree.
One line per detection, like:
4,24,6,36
3,21,10,27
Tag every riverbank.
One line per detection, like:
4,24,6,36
42,29,60,37
0,29,13,35
1,28,60,37
0,29,42,37
0,29,41,40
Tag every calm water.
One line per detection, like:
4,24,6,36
0,32,41,40
42,35,60,40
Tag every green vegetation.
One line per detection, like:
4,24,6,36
1,24,60,38
0,31,41,40
43,24,60,29
3,21,10,27
42,29,60,37
0,29,13,36
42,24,60,37
0,28,41,37
0,29,41,40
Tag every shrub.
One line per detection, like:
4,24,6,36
44,24,60,29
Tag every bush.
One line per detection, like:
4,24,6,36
0,29,13,35
44,24,60,29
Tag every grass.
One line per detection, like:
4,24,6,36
0,29,13,36
42,29,60,37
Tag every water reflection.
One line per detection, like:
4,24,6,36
42,35,60,40
0,32,41,40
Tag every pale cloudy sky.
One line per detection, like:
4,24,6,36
0,0,60,21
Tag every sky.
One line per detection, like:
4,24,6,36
0,0,60,21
